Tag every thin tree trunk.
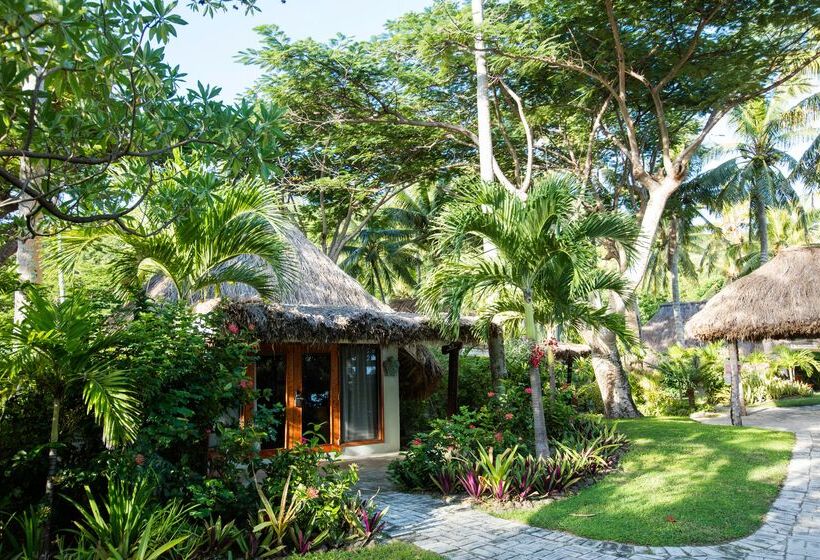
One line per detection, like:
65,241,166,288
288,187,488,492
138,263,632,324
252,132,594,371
472,0,494,184
488,322,507,391
756,199,769,264
14,199,40,322
728,341,743,426
524,291,550,458
547,347,556,402
668,218,685,347
39,397,61,559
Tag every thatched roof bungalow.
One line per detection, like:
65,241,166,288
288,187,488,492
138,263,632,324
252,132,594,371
151,225,466,457
641,301,706,353
686,245,820,425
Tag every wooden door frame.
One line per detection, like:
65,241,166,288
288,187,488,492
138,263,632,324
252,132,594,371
249,343,341,455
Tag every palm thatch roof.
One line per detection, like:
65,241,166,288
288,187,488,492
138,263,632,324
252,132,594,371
641,301,706,352
148,224,456,397
686,245,820,342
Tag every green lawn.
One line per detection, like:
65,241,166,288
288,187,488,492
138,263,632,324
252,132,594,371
768,392,820,408
493,417,794,546
296,543,440,559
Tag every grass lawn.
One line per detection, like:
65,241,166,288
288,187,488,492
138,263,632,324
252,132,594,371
296,543,440,559
493,417,794,546
768,392,820,408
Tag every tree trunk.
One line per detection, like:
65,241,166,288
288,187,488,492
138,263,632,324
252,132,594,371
668,217,685,347
39,397,61,560
524,291,550,458
588,294,642,418
472,0,494,184
14,198,40,322
547,347,556,402
488,322,507,391
686,386,696,408
756,199,769,264
728,341,743,426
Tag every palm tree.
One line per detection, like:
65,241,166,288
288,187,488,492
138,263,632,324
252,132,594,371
419,175,638,458
696,92,816,264
339,217,420,302
57,177,294,303
0,288,138,555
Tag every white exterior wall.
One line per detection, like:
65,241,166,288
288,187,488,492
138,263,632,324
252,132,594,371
340,344,401,457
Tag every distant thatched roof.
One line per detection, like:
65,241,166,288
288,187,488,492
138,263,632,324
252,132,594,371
687,245,820,342
553,342,592,360
641,301,706,352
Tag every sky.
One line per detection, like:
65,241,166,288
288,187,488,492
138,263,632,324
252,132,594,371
165,0,433,101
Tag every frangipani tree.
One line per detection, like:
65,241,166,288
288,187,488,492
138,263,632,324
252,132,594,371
56,176,294,303
420,175,638,457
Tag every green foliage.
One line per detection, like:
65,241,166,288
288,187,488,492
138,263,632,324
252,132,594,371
56,177,294,302
1,0,282,245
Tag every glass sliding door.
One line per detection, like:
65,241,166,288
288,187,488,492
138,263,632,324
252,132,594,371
340,345,381,443
300,352,332,444
255,354,287,449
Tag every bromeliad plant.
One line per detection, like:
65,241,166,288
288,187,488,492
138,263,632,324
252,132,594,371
475,445,519,501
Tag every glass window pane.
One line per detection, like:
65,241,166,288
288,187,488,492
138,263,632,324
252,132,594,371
301,352,331,443
256,354,286,449
340,345,381,443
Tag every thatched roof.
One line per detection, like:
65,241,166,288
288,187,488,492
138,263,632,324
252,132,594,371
641,301,706,352
687,245,820,342
553,342,592,360
148,224,454,397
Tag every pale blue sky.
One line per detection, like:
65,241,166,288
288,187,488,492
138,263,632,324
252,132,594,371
165,0,433,101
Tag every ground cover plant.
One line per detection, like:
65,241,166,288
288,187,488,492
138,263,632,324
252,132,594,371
493,417,794,545
296,542,441,559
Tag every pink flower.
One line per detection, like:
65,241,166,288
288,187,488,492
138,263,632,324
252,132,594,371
469,424,476,429
248,323,256,332
494,432,503,443
239,379,252,390
411,438,422,446
524,387,533,395
227,323,240,335
487,391,496,398
504,413,514,420
306,487,319,499
300,436,308,444
134,453,145,466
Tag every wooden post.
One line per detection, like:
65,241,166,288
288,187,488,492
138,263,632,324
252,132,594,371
728,340,743,426
565,357,574,385
443,342,462,417
488,322,507,391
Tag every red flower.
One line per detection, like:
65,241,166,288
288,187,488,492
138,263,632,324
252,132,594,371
227,322,240,335
300,436,308,444
524,387,533,395
134,453,145,466
411,438,422,446
248,323,256,331
494,432,503,442
487,391,496,398
504,413,514,420
239,379,252,390
529,344,545,368
469,424,476,429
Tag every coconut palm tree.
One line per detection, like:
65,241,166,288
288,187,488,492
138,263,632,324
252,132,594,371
339,216,420,302
57,177,294,303
695,92,816,264
419,175,638,458
0,288,138,555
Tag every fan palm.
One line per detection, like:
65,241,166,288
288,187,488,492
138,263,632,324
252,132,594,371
419,175,639,458
695,92,816,264
57,177,294,303
0,288,138,554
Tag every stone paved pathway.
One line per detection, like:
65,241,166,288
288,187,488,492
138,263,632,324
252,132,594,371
374,406,820,559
